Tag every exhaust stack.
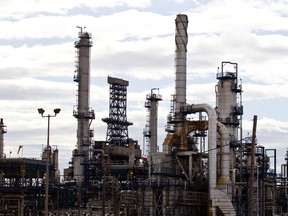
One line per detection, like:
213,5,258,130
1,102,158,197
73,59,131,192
175,14,188,118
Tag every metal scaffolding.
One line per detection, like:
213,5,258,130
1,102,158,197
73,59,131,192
102,76,133,148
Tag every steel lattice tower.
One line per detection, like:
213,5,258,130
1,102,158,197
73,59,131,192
102,76,133,147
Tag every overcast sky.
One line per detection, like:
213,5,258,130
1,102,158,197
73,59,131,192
0,0,288,175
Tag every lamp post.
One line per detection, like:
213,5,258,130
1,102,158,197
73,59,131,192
38,108,61,216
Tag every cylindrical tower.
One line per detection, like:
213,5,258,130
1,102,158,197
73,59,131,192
216,61,243,174
165,14,189,139
175,14,188,118
143,88,162,160
73,27,95,182
0,118,7,158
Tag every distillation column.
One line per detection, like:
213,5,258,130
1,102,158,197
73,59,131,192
0,118,7,158
143,88,162,160
216,61,243,171
216,61,243,213
73,28,95,182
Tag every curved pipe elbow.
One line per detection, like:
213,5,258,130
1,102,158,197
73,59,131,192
188,103,216,118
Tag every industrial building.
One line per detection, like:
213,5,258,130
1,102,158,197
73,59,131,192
0,14,288,216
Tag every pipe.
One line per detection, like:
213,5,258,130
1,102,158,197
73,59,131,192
217,122,231,185
186,103,217,215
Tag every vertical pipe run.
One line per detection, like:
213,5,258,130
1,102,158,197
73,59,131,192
187,103,217,215
175,14,188,116
217,122,230,184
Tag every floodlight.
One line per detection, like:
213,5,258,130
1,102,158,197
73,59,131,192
54,108,61,115
38,108,45,115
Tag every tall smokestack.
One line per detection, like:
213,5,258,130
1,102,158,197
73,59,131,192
175,14,188,117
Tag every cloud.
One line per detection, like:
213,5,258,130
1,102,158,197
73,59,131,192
258,117,288,133
243,83,288,100
0,0,152,19
0,0,288,174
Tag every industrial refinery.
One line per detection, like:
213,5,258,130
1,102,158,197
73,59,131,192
0,14,287,216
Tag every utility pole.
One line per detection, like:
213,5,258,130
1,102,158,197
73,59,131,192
248,115,257,216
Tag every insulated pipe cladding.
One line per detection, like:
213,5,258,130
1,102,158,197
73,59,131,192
175,14,188,117
186,103,217,215
217,122,231,184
